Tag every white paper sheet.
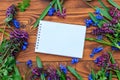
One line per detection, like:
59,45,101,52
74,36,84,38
35,20,86,58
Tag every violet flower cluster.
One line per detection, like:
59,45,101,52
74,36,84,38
29,64,72,80
5,4,21,28
86,6,120,50
10,29,29,55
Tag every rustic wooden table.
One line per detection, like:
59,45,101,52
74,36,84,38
0,0,120,80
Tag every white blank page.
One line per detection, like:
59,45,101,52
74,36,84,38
35,20,86,58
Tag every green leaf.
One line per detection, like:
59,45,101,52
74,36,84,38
115,71,120,80
54,3,58,11
36,56,42,68
13,65,22,80
89,12,102,28
57,69,66,80
33,0,56,28
96,7,112,20
67,66,83,80
40,73,45,80
109,71,112,80
18,0,31,12
98,0,109,10
85,38,113,46
57,0,62,13
91,69,96,80
108,0,120,10
108,52,116,64
0,28,10,36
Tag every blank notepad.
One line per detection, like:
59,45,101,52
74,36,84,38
35,20,86,58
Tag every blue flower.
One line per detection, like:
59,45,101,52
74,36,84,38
94,57,100,63
92,22,98,27
23,41,28,46
26,60,32,68
95,8,100,14
90,46,103,58
48,8,56,16
71,58,79,64
111,42,120,51
12,19,20,28
60,64,67,74
22,45,27,50
96,14,103,20
85,19,93,27
88,74,93,80
105,72,109,77
96,35,103,40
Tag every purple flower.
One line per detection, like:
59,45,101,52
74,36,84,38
26,60,32,68
6,4,16,17
111,18,118,24
109,7,118,17
60,64,67,74
71,58,79,64
10,29,29,40
108,63,119,70
94,53,110,67
56,8,66,18
47,67,59,80
90,46,103,58
92,27,114,35
32,67,43,76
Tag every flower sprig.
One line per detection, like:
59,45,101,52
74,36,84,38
33,0,66,28
89,52,120,80
85,0,120,50
26,56,83,80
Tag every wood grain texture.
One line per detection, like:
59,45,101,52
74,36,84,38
0,0,120,80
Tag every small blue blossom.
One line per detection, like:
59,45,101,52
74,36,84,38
23,41,28,46
111,42,120,51
94,57,100,63
88,74,93,80
22,45,27,50
85,19,93,27
95,8,100,14
92,22,98,27
60,64,67,74
16,60,20,64
26,60,32,68
12,19,20,28
105,72,109,77
71,58,79,64
96,14,103,20
96,35,103,40
90,46,103,58
48,8,56,16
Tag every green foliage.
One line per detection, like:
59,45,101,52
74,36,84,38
108,0,120,10
36,56,42,68
67,66,83,80
18,0,31,12
33,0,56,28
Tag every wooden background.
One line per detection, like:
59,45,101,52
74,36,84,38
0,0,120,80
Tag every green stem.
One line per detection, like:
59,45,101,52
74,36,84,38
33,0,56,28
85,38,113,46
0,28,9,36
